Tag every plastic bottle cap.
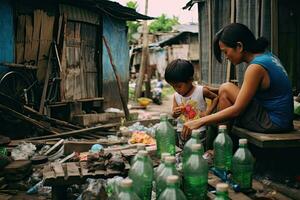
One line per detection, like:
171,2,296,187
191,130,200,136
138,150,148,156
164,156,176,163
239,139,247,145
161,153,171,160
216,183,229,192
219,125,227,130
166,175,179,184
191,143,202,151
136,144,146,151
121,179,133,188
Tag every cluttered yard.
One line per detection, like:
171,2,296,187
0,0,300,200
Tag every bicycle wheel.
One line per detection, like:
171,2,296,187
0,71,36,107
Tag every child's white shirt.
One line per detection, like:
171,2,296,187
174,85,207,131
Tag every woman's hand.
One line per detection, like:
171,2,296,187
181,119,203,140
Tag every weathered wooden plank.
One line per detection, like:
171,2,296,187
43,164,56,180
51,163,65,178
24,15,33,62
208,173,252,200
16,15,26,63
232,126,300,148
79,162,89,177
66,162,80,177
36,11,54,81
32,10,43,64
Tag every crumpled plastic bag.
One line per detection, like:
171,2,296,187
11,142,36,160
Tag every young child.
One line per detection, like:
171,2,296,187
164,59,219,147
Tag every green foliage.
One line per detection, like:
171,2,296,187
149,14,179,33
126,1,140,43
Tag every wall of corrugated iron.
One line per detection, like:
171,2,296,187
102,14,129,109
0,0,14,73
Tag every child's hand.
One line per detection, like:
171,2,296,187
173,105,185,118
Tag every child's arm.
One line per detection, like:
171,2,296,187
172,96,184,118
201,86,219,117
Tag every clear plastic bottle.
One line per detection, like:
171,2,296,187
156,156,180,198
182,130,203,166
129,150,153,200
214,183,229,200
116,179,141,200
155,152,171,181
158,175,187,200
213,125,233,171
131,144,146,165
232,139,255,190
183,144,208,200
155,113,176,157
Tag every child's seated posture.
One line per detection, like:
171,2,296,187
164,59,219,147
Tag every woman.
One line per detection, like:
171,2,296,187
182,23,293,139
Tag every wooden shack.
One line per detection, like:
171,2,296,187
0,0,152,123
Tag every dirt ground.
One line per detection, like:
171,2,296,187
129,93,173,120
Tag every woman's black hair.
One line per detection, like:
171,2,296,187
213,23,269,63
164,59,194,83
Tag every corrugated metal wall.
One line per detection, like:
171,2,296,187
211,0,231,85
199,2,209,84
0,0,14,73
102,15,129,109
198,0,273,86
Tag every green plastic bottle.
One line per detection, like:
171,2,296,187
155,113,176,157
158,175,187,200
131,144,146,165
156,156,180,198
213,125,233,171
214,183,229,200
182,130,204,165
129,150,153,200
232,139,255,190
116,179,141,200
183,144,208,200
155,152,171,181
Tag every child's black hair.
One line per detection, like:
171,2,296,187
164,59,194,83
213,23,269,63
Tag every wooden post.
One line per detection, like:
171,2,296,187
102,37,130,120
197,2,202,83
208,0,212,85
39,42,53,114
271,0,278,55
135,0,149,99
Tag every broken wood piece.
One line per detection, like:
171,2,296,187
0,103,60,135
59,152,76,163
44,139,64,156
0,62,37,70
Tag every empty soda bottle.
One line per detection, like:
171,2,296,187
214,183,229,200
183,144,208,200
213,125,232,171
129,150,153,200
155,152,171,181
156,156,180,198
116,179,141,200
182,129,203,166
155,113,176,157
232,139,255,190
158,175,187,200
131,144,146,165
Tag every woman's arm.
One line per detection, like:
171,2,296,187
182,64,266,138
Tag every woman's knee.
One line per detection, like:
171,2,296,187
218,82,239,103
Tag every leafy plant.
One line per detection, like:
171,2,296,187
126,1,141,43
149,14,179,33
